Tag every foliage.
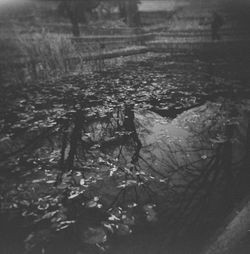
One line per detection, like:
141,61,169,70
57,0,141,35
58,0,102,36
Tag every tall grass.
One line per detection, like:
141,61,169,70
17,32,78,79
1,30,148,85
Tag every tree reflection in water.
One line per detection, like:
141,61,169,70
80,100,250,253
1,98,250,254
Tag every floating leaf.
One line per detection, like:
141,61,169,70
97,204,103,208
80,179,85,186
103,223,114,233
42,211,57,220
117,180,137,188
38,203,49,211
86,200,97,208
46,180,56,184
108,214,120,221
122,215,135,226
68,191,80,199
143,204,157,222
98,157,105,163
159,178,167,183
210,137,227,144
109,166,118,176
32,179,44,183
127,203,137,208
201,155,207,160
57,183,68,190
116,224,132,235
83,227,107,244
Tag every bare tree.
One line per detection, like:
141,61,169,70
58,0,101,36
118,0,141,27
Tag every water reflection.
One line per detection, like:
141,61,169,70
1,60,250,254
22,99,248,254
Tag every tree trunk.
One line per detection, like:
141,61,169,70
59,0,101,36
71,15,80,37
61,1,81,36
127,0,140,27
119,0,140,27
70,2,81,37
118,2,126,22
66,110,84,170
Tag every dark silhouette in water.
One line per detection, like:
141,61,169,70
211,12,224,41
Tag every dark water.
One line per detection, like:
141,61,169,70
1,50,250,254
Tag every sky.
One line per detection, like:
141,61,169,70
0,0,18,4
0,0,27,7
0,0,30,12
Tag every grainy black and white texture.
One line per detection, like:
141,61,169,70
0,0,250,254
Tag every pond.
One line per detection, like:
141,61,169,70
0,51,250,254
